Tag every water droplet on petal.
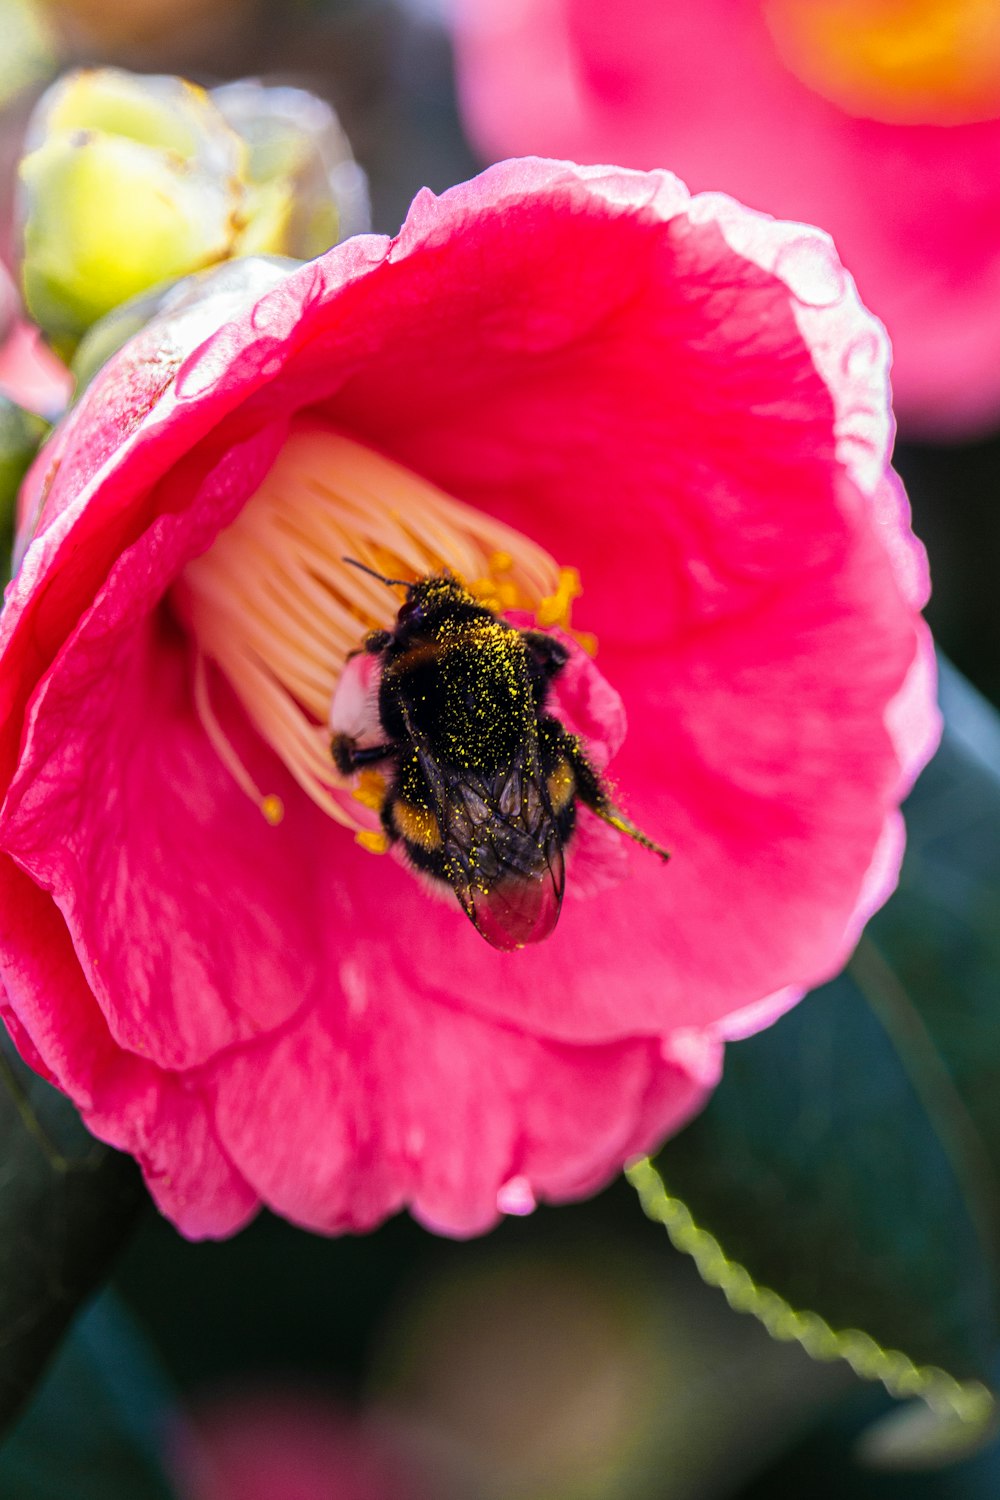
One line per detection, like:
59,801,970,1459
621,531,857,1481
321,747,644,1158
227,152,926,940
660,1027,722,1087
497,1175,536,1216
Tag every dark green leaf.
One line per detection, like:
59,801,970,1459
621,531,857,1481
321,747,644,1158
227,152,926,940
0,397,49,588
641,659,1000,1415
873,661,1000,1228
0,1290,175,1500
0,1031,146,1436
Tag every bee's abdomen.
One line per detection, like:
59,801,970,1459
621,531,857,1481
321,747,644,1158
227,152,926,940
390,798,442,851
546,757,576,814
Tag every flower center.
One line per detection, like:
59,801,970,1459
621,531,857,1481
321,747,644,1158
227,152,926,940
176,422,583,837
763,0,1000,124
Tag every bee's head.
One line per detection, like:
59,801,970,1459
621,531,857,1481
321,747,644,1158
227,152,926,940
397,572,470,629
342,559,477,633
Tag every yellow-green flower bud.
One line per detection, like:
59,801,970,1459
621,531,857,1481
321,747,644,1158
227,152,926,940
19,68,246,346
211,80,369,261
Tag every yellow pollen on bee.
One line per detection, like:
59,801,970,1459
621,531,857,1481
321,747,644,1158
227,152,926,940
546,758,576,814
392,800,443,851
176,421,591,831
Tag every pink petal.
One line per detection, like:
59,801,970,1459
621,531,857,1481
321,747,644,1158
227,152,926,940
209,980,711,1237
0,859,256,1237
2,436,321,1071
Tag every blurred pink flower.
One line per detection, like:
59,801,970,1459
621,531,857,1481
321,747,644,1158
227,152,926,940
452,0,1000,437
171,1390,426,1500
0,159,936,1239
0,261,72,418
0,320,72,417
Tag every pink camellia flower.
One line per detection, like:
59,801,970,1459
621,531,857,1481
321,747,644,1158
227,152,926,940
0,158,936,1239
452,0,1000,437
170,1390,429,1500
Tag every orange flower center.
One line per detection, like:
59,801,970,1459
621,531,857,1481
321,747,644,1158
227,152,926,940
175,422,585,840
763,0,1000,123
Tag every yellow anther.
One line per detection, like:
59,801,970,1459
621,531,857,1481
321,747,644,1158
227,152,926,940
765,0,1000,124
469,569,529,615
352,768,387,812
356,829,390,855
469,580,498,611
260,794,284,826
536,565,582,629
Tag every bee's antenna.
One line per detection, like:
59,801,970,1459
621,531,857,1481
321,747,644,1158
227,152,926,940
342,557,411,588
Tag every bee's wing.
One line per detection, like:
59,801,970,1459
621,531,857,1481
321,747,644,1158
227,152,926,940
418,744,566,952
463,822,565,951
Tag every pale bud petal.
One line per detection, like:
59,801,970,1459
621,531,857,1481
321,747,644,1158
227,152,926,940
212,79,370,258
19,67,246,343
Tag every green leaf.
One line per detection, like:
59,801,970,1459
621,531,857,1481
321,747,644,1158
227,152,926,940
0,1031,146,1437
633,659,1000,1442
0,397,48,587
873,661,1000,1230
0,1290,175,1500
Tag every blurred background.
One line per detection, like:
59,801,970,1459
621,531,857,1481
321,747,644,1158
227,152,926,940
1,1,999,1496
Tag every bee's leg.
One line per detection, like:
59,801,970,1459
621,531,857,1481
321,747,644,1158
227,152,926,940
556,725,671,862
555,732,604,806
523,632,570,709
363,629,393,654
331,733,394,776
522,631,570,680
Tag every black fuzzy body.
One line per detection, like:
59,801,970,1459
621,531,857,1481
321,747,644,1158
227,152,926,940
331,572,606,949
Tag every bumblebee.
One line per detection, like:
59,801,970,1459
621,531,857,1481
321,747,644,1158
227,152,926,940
332,566,669,951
